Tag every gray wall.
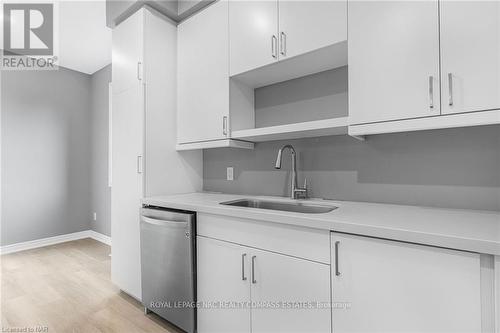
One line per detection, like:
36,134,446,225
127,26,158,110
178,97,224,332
106,0,178,27
106,0,138,27
177,0,214,20
255,66,348,128
1,68,92,246
105,0,215,26
90,65,112,236
204,125,500,211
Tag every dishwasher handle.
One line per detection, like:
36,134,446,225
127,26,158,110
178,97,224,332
142,207,194,222
141,216,189,228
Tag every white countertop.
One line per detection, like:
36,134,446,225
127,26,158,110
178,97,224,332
143,192,500,256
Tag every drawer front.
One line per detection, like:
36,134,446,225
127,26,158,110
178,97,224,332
197,213,330,264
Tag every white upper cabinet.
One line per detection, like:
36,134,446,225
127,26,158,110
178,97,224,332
349,1,441,124
440,1,500,115
229,0,279,76
177,0,230,144
112,11,143,94
331,233,482,333
349,0,500,132
229,0,347,77
278,0,346,60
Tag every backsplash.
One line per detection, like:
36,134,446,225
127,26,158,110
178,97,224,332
203,125,500,211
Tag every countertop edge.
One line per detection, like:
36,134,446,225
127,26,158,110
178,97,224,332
143,194,500,256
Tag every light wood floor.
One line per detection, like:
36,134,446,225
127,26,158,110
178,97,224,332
1,238,181,333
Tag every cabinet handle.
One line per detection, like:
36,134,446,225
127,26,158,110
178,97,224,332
222,116,228,136
335,241,341,276
137,61,142,81
448,73,453,106
241,254,247,281
271,35,277,59
280,31,286,56
251,255,257,284
428,76,434,109
137,155,143,174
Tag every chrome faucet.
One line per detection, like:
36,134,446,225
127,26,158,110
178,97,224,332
275,144,307,199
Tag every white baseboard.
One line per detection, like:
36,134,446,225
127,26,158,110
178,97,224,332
1,230,111,255
88,230,112,246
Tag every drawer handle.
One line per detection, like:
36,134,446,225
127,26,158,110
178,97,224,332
251,255,257,284
448,73,454,106
335,241,341,276
271,35,277,59
428,76,434,109
280,31,286,56
137,61,142,81
137,155,143,174
222,116,228,136
241,253,247,281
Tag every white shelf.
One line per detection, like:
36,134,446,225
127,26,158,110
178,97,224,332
176,139,254,151
348,109,500,136
231,41,347,89
231,117,349,142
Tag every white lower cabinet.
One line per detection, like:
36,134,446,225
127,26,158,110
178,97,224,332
197,236,331,333
198,219,486,333
250,247,331,333
197,236,251,333
331,232,482,333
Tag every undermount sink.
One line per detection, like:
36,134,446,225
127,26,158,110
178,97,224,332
220,199,338,214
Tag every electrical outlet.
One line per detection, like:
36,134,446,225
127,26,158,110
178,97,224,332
226,167,234,181
93,212,97,221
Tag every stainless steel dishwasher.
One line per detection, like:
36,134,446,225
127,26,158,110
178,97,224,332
140,206,196,333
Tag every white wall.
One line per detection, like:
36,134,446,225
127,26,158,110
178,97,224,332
1,68,92,246
90,65,112,236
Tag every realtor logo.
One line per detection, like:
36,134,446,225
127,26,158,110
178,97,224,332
3,3,53,56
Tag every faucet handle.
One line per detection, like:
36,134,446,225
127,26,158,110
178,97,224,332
293,178,308,199
303,178,308,198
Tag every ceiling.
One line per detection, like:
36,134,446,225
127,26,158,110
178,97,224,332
59,1,111,75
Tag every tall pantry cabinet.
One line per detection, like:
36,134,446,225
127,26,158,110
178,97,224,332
111,7,202,300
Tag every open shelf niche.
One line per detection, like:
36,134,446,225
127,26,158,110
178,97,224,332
229,58,349,143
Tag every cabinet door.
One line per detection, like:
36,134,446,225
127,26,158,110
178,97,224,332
229,0,278,76
349,1,440,124
278,0,346,60
331,233,481,333
440,1,500,115
250,248,331,333
111,86,144,300
197,237,251,333
178,1,230,144
112,9,143,94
